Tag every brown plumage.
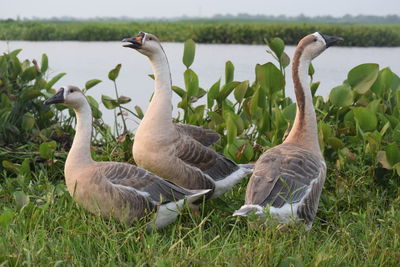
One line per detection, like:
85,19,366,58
123,32,253,198
234,32,343,227
44,86,209,229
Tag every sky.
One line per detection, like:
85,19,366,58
0,0,399,19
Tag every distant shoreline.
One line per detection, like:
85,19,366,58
1,20,399,47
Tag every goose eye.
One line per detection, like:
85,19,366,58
313,38,317,42
148,37,153,41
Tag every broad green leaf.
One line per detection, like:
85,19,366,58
329,84,353,107
385,143,400,166
327,137,345,149
256,62,285,94
39,140,57,159
87,95,102,119
367,99,381,113
189,105,205,124
353,107,377,132
85,79,102,90
250,85,260,115
226,114,237,145
282,103,296,121
268,37,284,59
41,53,48,73
319,121,333,142
207,80,220,108
172,86,186,98
347,63,379,94
225,61,234,84
14,191,29,209
391,72,400,91
108,64,121,81
257,85,267,109
370,67,393,96
223,139,254,163
310,81,320,96
196,88,207,98
184,69,199,97
101,95,119,109
183,39,196,68
9,48,22,57
234,80,249,103
45,72,66,90
217,81,240,102
22,112,35,131
21,66,37,81
280,52,290,68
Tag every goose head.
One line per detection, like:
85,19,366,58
297,32,343,60
122,32,162,57
44,85,86,110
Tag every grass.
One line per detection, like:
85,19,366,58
1,150,399,266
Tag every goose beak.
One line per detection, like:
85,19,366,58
44,88,65,105
122,32,145,49
319,33,344,48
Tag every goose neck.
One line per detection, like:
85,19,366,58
66,100,94,168
142,48,173,125
285,50,321,154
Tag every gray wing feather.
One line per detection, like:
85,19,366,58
174,133,239,181
97,162,195,204
245,143,326,222
174,123,220,147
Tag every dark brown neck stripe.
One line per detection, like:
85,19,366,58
292,35,314,130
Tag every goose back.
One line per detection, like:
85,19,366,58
244,143,326,223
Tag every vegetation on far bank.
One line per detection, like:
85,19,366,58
0,20,400,46
0,36,399,265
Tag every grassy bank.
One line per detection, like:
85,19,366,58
0,20,400,46
1,158,399,266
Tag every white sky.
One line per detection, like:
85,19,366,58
0,0,399,19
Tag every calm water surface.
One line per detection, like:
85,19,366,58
1,41,399,129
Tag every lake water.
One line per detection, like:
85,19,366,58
1,41,400,130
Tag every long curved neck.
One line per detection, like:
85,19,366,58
284,48,321,155
66,100,94,168
142,48,173,127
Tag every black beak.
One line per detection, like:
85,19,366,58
44,88,65,105
122,32,145,49
319,32,344,47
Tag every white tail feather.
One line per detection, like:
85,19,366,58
233,204,265,217
213,167,252,198
153,189,210,229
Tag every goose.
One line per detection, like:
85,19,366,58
122,32,253,198
233,32,343,228
44,86,210,229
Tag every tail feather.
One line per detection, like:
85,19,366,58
186,189,211,204
239,163,255,172
233,204,265,217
